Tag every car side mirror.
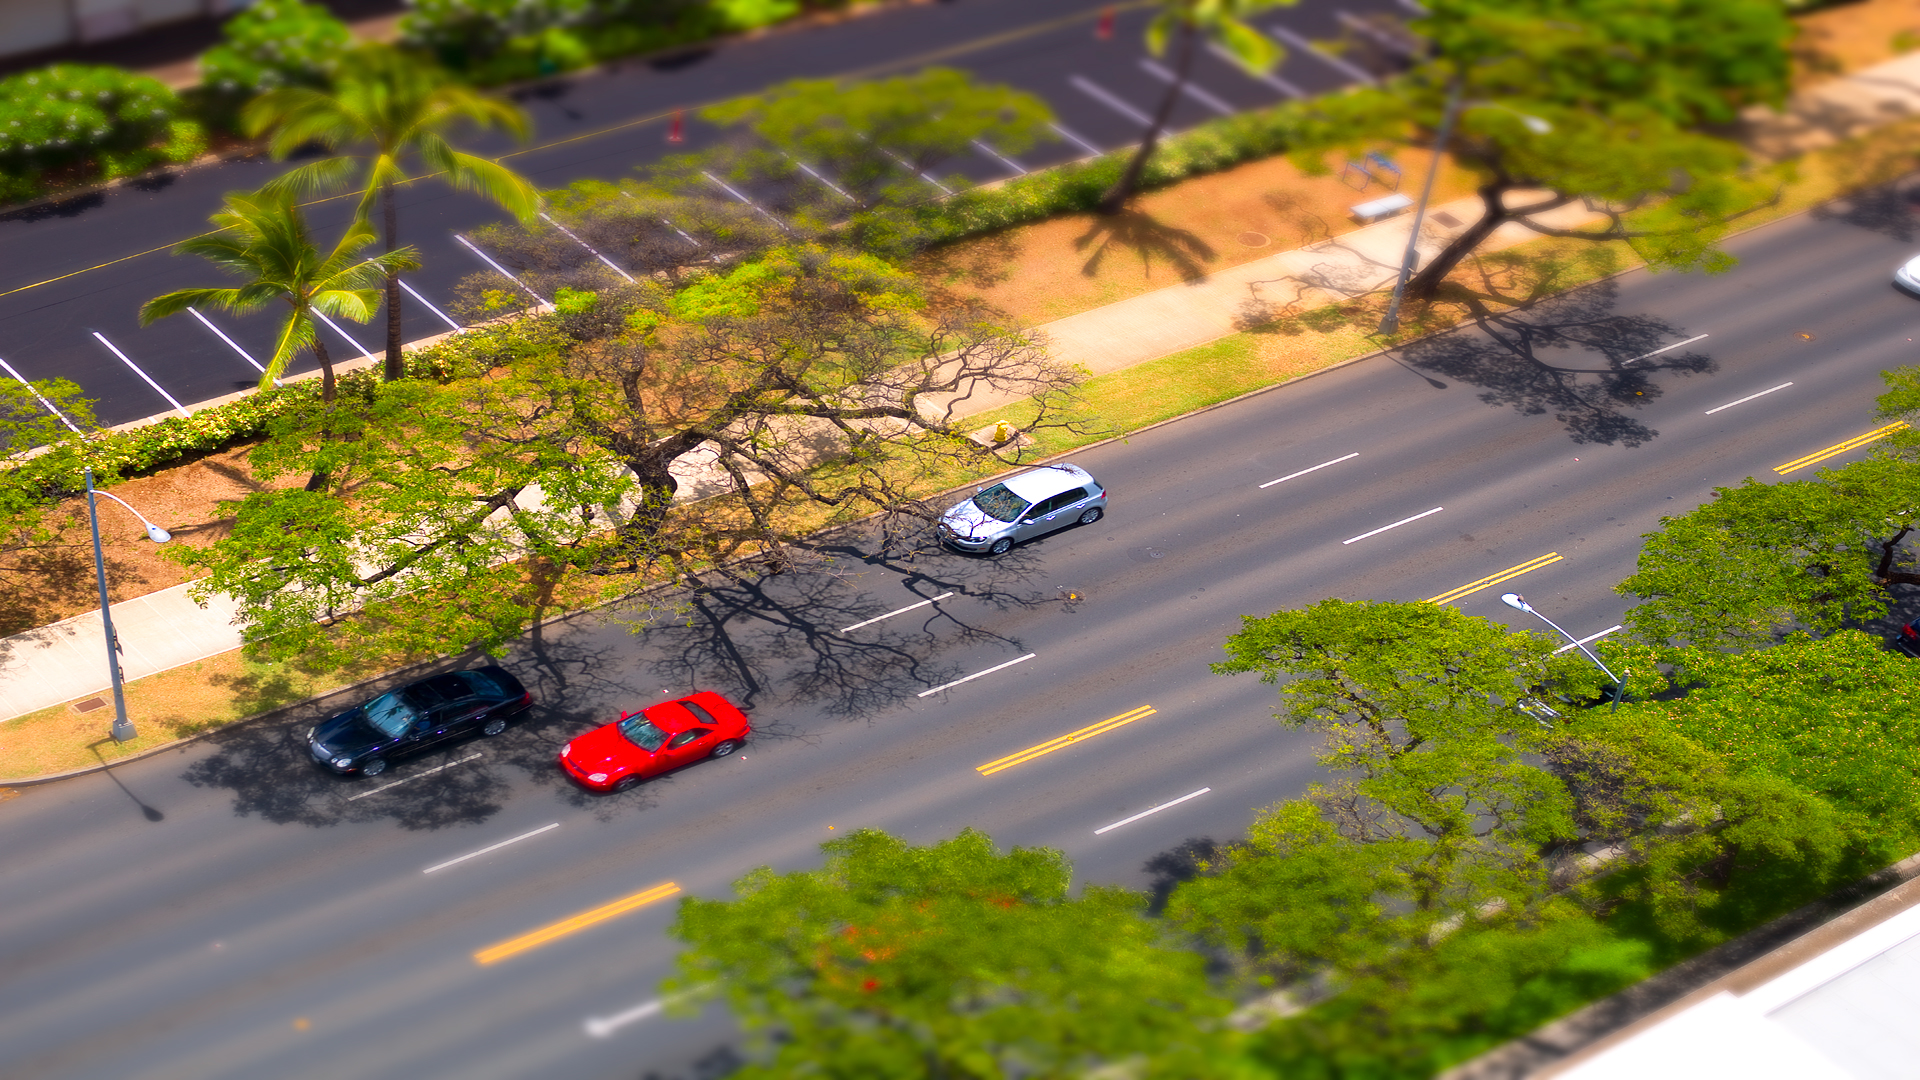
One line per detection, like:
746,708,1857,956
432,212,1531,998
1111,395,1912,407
619,711,632,720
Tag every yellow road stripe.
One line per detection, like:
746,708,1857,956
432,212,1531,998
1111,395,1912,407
474,881,680,965
1427,553,1563,605
1773,421,1907,474
1,3,1145,302
976,706,1155,776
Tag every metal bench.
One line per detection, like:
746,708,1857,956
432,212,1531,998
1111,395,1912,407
1350,192,1413,223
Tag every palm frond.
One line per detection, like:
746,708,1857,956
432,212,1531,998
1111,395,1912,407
139,287,251,325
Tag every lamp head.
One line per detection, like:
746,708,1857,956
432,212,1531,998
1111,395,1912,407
1521,115,1551,135
145,524,171,544
1500,592,1531,613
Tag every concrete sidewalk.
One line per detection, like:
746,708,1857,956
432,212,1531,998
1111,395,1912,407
8,46,1920,724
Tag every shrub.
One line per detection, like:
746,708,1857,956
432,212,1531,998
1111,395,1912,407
198,0,354,96
0,65,184,194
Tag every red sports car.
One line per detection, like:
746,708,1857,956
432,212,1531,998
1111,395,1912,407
559,691,751,792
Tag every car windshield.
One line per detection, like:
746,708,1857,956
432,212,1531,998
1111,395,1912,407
361,692,419,738
972,483,1029,523
618,713,671,752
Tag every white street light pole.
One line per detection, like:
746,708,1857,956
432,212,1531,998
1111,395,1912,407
1500,591,1625,712
85,468,170,742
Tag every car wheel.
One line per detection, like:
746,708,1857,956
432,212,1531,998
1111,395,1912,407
988,537,1013,556
360,757,387,778
481,716,507,737
710,739,740,759
611,775,641,793
1078,507,1103,525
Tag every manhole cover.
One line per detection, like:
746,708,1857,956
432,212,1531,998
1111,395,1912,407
1237,231,1271,248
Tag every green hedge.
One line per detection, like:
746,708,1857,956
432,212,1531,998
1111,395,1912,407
0,65,206,205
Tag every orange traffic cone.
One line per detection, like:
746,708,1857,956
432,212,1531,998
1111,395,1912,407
1096,6,1115,40
668,109,684,144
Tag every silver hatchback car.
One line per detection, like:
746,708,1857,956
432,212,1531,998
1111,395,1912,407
938,464,1107,555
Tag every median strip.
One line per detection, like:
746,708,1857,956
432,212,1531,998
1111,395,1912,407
976,705,1156,776
1774,421,1908,474
1428,553,1563,605
474,881,681,966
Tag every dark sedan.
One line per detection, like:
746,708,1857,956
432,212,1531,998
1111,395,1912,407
307,666,533,777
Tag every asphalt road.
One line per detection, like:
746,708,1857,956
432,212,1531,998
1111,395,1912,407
0,0,1410,431
4,183,1920,1078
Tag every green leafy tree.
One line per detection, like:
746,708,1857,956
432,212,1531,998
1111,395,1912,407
1098,0,1292,214
243,43,540,381
140,188,419,419
1289,0,1794,302
0,378,101,625
1618,455,1920,655
689,68,1054,252
666,828,1237,1078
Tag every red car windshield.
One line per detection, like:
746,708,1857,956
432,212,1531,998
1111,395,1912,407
617,713,670,751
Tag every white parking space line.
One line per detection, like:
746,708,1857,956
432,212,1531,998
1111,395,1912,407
1208,42,1304,98
1050,121,1105,156
918,653,1036,698
1260,451,1359,489
399,278,462,331
312,310,377,363
456,233,549,304
841,592,956,633
423,822,559,874
540,212,635,282
91,332,189,417
346,752,483,801
1071,75,1154,127
187,306,281,385
1621,333,1708,365
1095,787,1212,835
1265,23,1377,84
792,159,856,201
1705,382,1793,415
1554,625,1623,655
0,356,83,432
1138,59,1235,115
700,171,792,233
1342,505,1443,545
973,138,1027,176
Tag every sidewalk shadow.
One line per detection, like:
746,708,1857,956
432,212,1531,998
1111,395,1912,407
1075,209,1216,282
1395,279,1715,447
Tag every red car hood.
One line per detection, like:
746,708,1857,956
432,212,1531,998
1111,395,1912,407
564,723,651,774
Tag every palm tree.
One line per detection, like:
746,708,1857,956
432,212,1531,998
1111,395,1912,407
1097,0,1289,215
243,43,540,381
141,188,419,412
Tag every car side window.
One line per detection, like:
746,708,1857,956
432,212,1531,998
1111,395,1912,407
668,728,711,749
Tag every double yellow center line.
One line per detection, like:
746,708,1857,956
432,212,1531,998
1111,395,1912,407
474,881,680,965
1774,421,1907,474
976,705,1156,776
1427,552,1563,605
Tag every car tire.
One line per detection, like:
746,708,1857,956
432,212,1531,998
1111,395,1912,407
1078,507,1103,525
481,716,507,737
988,537,1013,556
360,757,387,778
611,775,641,793
711,739,740,759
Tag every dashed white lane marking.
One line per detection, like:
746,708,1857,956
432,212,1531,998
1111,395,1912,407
918,653,1037,698
1138,59,1235,115
1050,121,1105,156
423,822,560,874
1260,451,1359,489
1096,787,1212,835
1705,382,1792,415
1621,333,1707,365
792,158,856,201
1343,506,1443,545
346,753,483,801
1265,23,1377,84
399,278,462,331
1554,625,1623,655
1070,75,1154,127
92,332,189,418
841,592,956,633
700,171,792,233
585,991,694,1038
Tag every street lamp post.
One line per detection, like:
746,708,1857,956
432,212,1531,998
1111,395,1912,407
85,467,170,742
1500,592,1625,712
